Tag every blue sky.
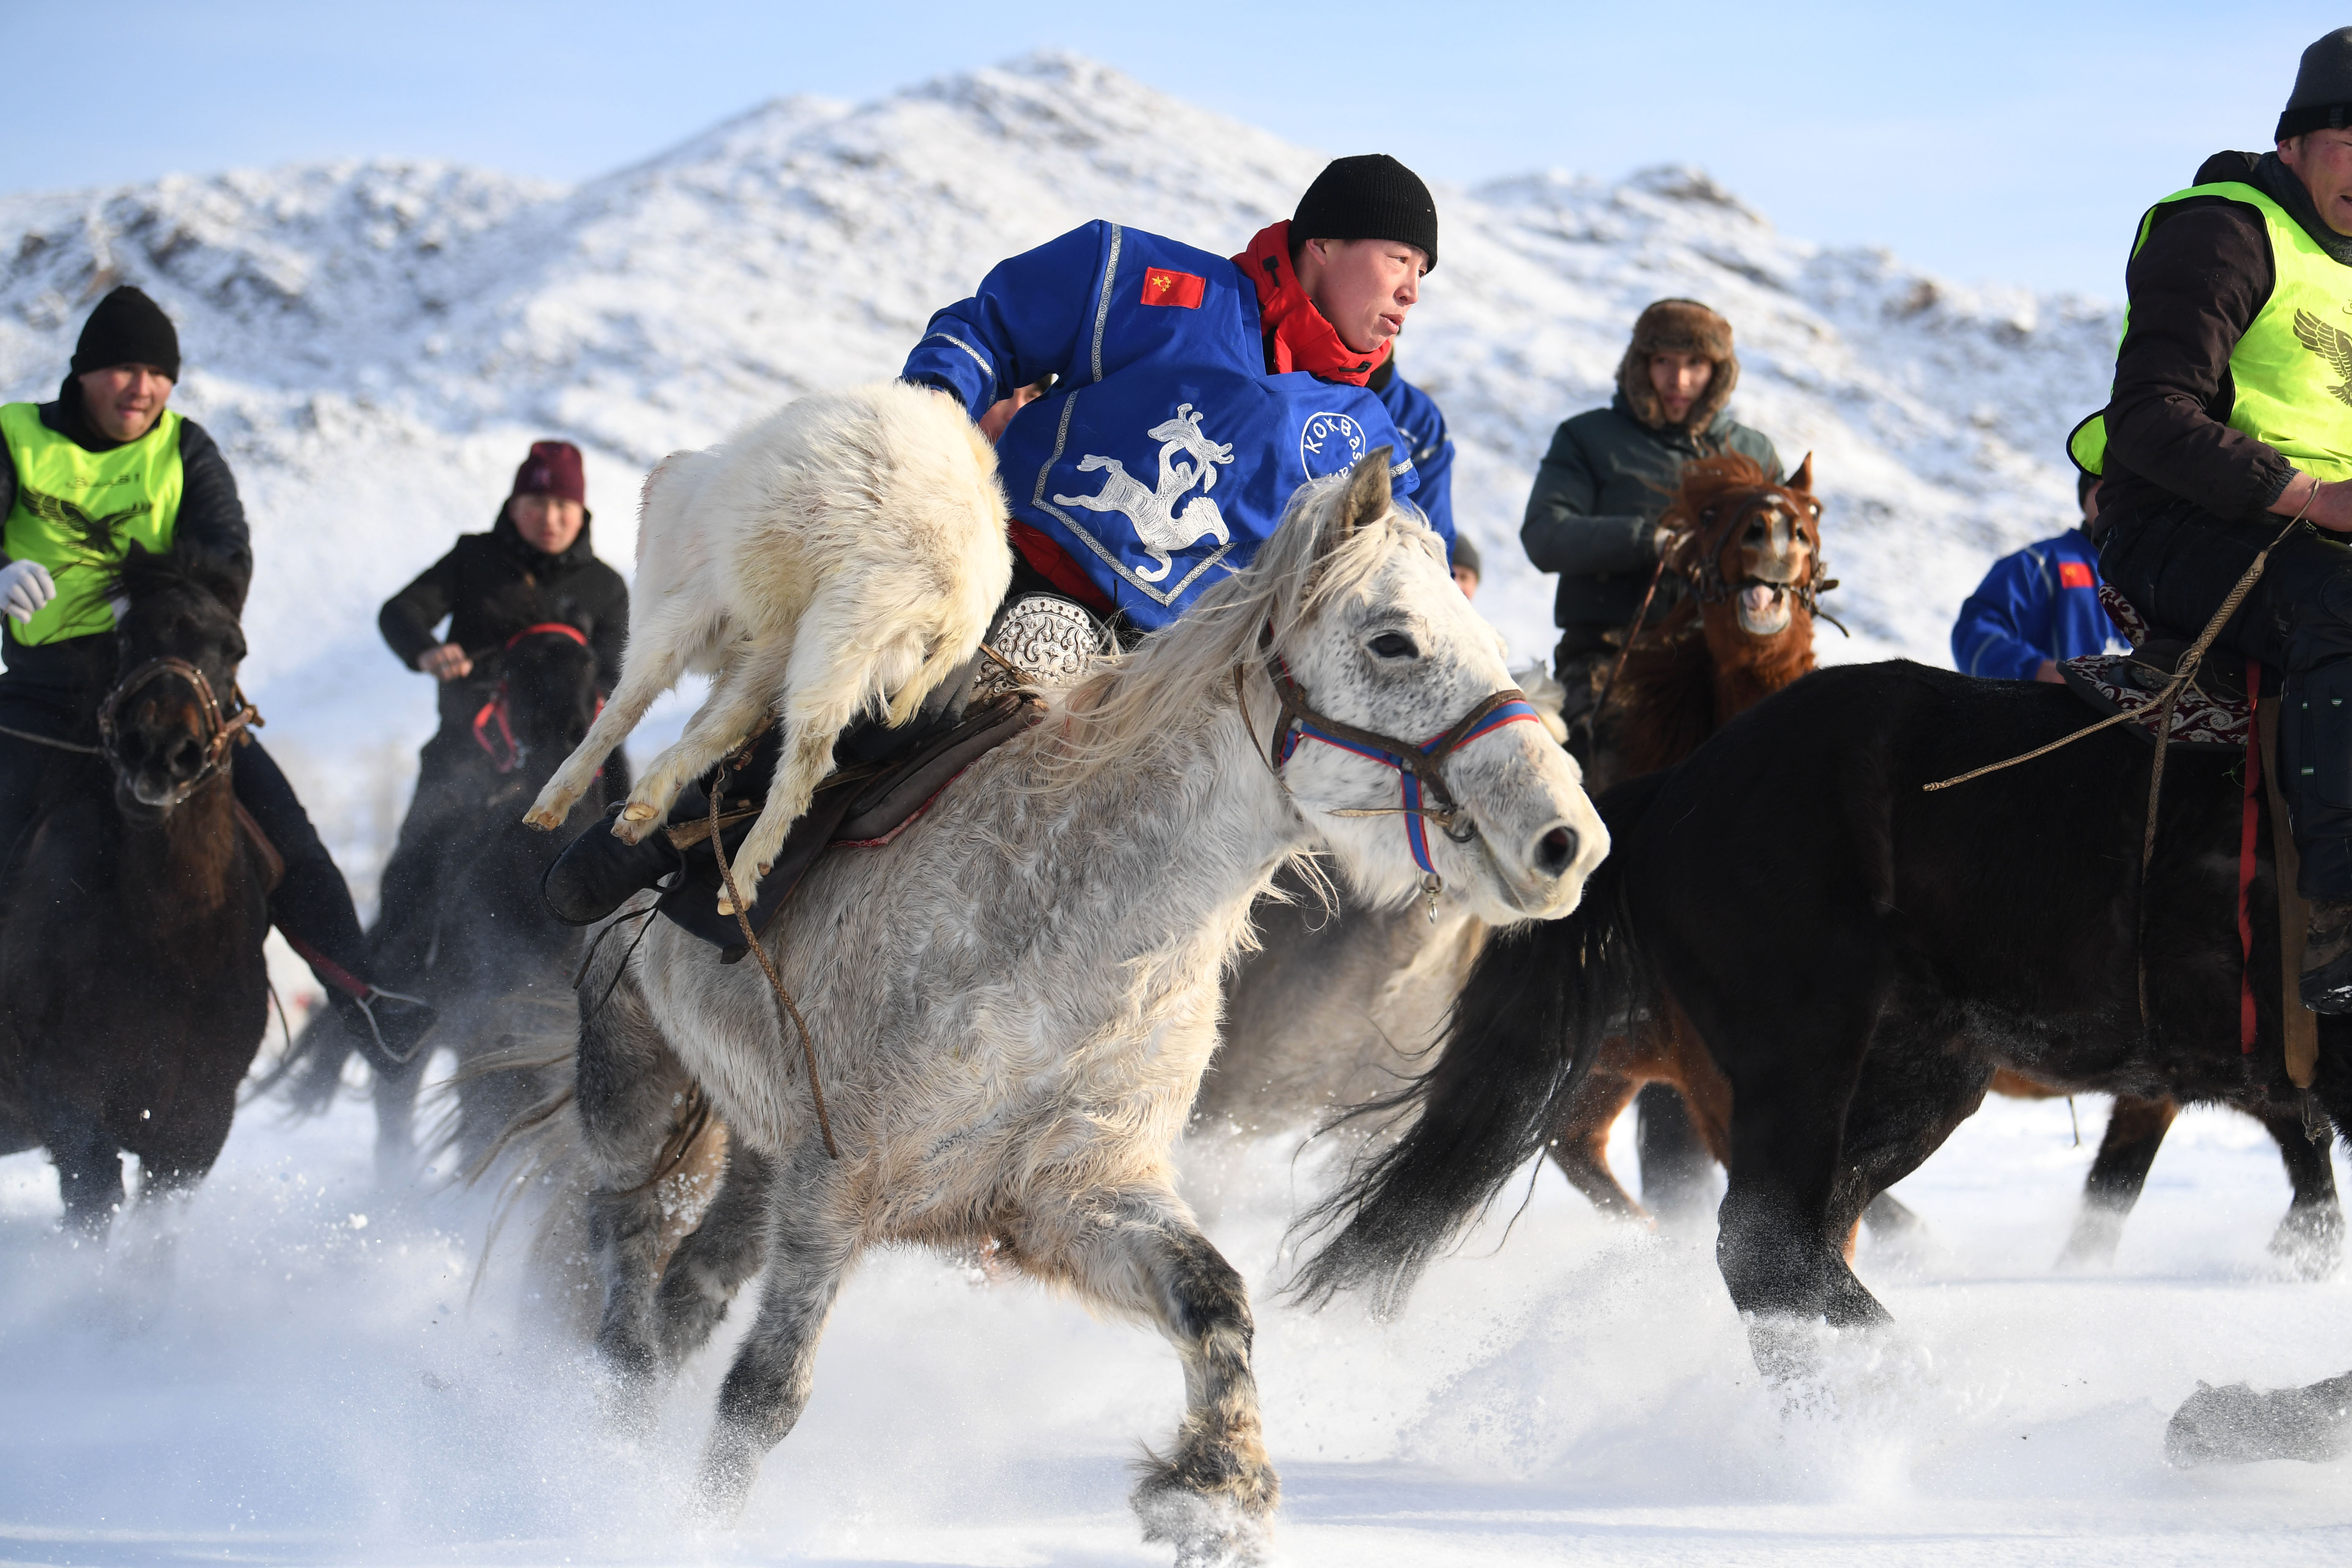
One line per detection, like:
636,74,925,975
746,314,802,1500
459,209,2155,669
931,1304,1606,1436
5,1,2342,298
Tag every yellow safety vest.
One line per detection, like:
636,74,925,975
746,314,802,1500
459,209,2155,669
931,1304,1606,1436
2071,181,2352,485
0,403,182,645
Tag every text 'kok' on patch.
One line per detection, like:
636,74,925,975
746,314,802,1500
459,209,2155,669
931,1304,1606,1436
1140,268,1206,309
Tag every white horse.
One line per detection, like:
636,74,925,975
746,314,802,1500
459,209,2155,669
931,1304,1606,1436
554,449,1606,1563
525,381,1010,913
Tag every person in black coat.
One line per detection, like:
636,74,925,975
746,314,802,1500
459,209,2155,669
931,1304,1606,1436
372,441,629,983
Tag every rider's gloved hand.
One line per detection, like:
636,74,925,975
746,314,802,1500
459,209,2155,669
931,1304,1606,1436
0,560,55,625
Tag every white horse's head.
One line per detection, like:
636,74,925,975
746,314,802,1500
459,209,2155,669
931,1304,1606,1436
1249,451,1607,922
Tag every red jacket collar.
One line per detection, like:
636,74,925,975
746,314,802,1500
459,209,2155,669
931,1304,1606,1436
1233,221,1391,387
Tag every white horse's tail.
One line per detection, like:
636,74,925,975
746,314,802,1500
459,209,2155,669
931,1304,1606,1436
452,1026,731,1335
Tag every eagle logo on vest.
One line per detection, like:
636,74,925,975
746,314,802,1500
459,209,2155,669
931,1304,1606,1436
2293,309,2352,408
19,484,151,568
1299,411,1368,478
1053,403,1234,583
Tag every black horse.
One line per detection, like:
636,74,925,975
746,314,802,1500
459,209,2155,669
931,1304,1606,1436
278,609,607,1174
0,542,273,1235
1295,659,2352,1462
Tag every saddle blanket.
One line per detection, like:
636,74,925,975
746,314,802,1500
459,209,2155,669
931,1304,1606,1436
2060,652,2249,748
656,691,1045,959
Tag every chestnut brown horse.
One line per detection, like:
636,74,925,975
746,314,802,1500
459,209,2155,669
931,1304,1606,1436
1550,454,1850,1223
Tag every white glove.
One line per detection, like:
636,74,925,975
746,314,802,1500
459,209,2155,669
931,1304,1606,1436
0,560,54,625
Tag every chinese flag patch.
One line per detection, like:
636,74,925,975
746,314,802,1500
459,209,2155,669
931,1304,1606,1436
2058,561,2095,589
1140,268,1206,308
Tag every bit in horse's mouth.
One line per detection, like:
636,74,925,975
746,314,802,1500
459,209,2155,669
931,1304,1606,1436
1737,584,1792,637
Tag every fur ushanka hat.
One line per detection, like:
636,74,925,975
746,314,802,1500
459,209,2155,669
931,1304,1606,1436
1615,298,1739,433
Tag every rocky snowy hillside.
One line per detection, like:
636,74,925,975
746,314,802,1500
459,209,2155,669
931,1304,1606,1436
0,51,2119,897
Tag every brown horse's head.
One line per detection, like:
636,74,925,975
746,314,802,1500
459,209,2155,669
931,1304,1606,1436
1660,452,1828,642
101,543,252,817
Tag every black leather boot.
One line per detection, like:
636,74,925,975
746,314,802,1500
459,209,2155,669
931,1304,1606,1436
541,800,687,926
2301,899,2352,1014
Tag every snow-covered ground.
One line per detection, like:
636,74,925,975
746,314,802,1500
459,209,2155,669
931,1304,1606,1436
3,1092,2348,1565
5,48,2342,1567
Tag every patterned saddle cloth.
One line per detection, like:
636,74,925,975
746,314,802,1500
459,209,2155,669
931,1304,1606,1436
2058,585,2251,749
2060,585,2258,752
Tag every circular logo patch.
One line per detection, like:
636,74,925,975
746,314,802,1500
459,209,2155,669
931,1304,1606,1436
1299,411,1368,479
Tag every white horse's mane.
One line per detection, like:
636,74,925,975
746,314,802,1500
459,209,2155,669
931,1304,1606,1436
1046,472,1447,786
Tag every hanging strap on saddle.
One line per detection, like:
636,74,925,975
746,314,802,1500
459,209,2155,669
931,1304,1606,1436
2256,682,2321,1087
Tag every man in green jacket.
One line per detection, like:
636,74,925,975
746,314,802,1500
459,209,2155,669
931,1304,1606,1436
2089,28,2352,1011
0,286,432,1061
1521,298,1782,727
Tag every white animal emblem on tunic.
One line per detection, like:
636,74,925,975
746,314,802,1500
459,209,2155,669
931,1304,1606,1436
1052,403,1234,582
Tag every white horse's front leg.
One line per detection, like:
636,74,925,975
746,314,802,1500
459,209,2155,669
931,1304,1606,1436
694,1163,857,1520
1016,1184,1279,1564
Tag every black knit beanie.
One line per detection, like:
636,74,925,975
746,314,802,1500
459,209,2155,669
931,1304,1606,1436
1293,154,1439,272
2279,27,2352,141
70,286,180,381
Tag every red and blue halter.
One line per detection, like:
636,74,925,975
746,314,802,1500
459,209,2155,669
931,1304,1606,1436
1259,645,1545,879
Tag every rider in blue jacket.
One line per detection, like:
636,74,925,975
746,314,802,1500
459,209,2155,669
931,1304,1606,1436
545,155,1448,925
1369,354,1455,545
900,154,1446,631
1952,476,2122,681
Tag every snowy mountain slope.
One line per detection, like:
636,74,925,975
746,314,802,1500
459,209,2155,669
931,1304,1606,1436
0,51,2120,904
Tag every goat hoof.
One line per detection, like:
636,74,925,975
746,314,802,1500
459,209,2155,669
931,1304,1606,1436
716,895,737,917
621,802,659,823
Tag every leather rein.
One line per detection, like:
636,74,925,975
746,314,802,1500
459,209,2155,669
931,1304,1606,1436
1246,626,1544,919
96,656,261,808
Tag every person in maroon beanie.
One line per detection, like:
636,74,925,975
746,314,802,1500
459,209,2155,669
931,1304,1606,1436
372,441,629,984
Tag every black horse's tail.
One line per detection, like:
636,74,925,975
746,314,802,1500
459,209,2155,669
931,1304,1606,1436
1287,770,1667,1316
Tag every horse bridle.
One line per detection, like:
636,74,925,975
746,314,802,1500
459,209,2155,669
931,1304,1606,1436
1683,487,1843,629
1246,626,1545,919
472,622,594,774
96,656,261,808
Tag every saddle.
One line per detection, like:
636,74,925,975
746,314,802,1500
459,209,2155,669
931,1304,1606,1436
655,690,1045,961
2058,585,2251,748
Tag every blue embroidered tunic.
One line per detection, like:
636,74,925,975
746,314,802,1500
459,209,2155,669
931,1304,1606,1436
903,221,1424,629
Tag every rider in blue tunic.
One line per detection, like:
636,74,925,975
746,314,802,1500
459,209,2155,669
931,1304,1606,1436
1951,475,2124,681
543,155,1450,926
1368,354,1456,545
901,153,1447,632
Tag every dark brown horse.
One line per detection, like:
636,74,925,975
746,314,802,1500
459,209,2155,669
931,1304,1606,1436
274,603,609,1176
0,542,272,1235
1563,458,2336,1270
1296,659,2352,1461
